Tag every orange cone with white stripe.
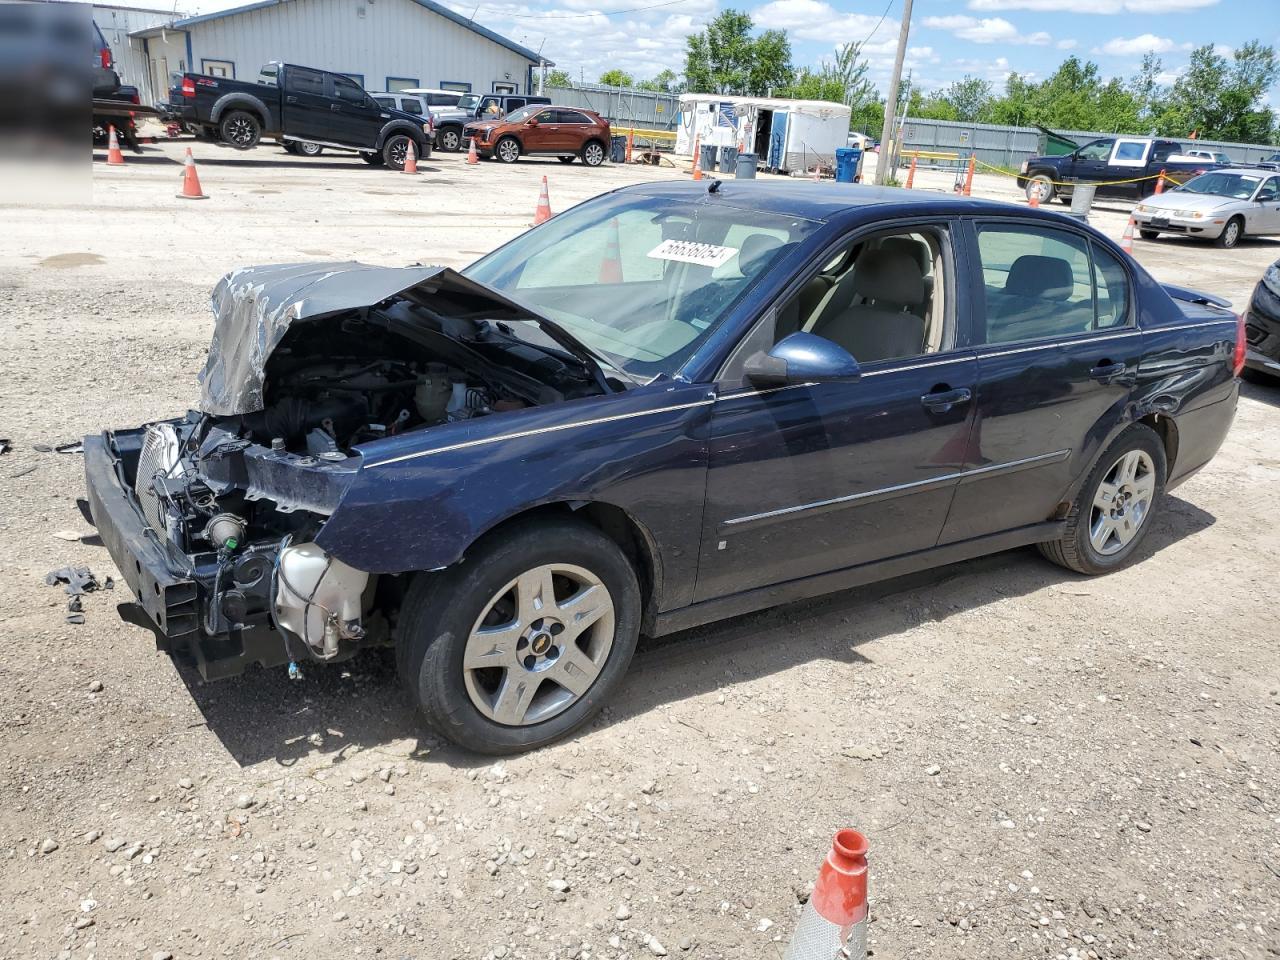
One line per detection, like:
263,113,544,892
106,125,125,165
598,218,622,283
784,829,869,960
176,147,208,199
402,138,418,174
1028,185,1040,208
691,133,702,181
466,137,479,165
1120,215,1136,254
531,176,553,226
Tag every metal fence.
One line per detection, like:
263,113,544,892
896,117,1279,171
543,83,679,133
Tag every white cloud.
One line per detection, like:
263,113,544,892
967,0,1218,11
1056,38,1077,50
1094,34,1177,56
922,14,1051,46
752,0,899,47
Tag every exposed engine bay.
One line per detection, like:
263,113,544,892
105,263,614,675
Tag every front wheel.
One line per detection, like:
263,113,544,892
1025,175,1054,203
1215,216,1243,249
495,136,521,164
581,140,606,167
219,110,261,149
438,127,462,152
1139,229,1160,241
398,517,641,754
295,140,324,157
1039,424,1167,575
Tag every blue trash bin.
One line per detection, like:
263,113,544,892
734,152,758,179
610,136,627,163
835,147,861,183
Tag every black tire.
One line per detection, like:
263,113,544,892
438,127,462,152
360,152,384,166
1215,216,1243,249
1025,175,1054,203
219,110,261,149
558,155,576,164
581,139,606,167
1139,229,1159,241
1038,423,1167,575
382,133,414,170
398,517,641,754
281,140,298,154
494,136,521,164
295,140,324,157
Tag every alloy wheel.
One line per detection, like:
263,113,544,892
441,129,460,151
388,137,408,167
226,117,255,147
462,563,615,726
1223,221,1240,247
1089,449,1156,555
584,143,604,166
498,139,520,162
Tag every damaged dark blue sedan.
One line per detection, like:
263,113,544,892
85,182,1243,753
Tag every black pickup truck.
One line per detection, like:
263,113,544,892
1017,136,1218,203
176,61,431,169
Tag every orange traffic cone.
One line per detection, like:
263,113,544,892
783,829,869,960
1028,185,1040,209
176,147,208,200
531,176,553,226
904,152,917,189
1154,169,1165,195
962,153,976,197
1120,215,1136,254
691,133,702,181
625,130,634,164
598,218,622,283
402,139,418,174
106,125,125,165
466,137,479,165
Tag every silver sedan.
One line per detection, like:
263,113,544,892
1133,168,1280,249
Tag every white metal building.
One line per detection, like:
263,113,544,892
113,0,543,106
677,94,851,174
93,4,190,102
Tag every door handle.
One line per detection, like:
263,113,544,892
1089,360,1127,382
286,95,298,104
921,387,972,413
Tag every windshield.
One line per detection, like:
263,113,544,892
505,105,540,122
1176,171,1263,199
464,193,821,380
456,94,482,111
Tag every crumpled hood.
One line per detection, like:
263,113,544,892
197,261,551,416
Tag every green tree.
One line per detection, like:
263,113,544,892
937,76,992,122
1158,42,1278,141
598,69,634,88
637,68,680,93
544,69,572,89
684,10,792,95
1129,53,1164,127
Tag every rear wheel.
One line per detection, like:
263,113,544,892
1215,216,1243,249
219,110,261,149
581,140,606,167
1039,424,1166,575
281,140,299,154
295,140,324,157
398,517,641,754
1139,229,1159,241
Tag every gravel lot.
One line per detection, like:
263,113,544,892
2,137,1278,960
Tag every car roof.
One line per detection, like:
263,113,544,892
1196,167,1272,176
614,180,1055,220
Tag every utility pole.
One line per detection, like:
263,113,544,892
875,0,913,186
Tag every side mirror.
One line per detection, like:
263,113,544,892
743,331,861,387
525,118,539,127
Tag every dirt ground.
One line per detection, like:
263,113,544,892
1,136,1278,960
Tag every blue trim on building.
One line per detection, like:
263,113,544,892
184,31,193,74
171,0,542,63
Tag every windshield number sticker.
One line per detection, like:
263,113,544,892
647,239,739,268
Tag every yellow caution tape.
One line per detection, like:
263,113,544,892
973,157,1190,189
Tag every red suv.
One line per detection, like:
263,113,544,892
464,106,611,166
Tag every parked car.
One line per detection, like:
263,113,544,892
1256,153,1280,171
174,61,430,169
1183,148,1232,165
83,183,1243,754
436,93,552,152
368,91,436,156
464,106,610,165
1018,136,1218,202
1132,168,1280,249
92,20,119,98
1243,258,1280,379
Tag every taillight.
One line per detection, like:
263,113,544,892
100,47,112,69
1233,312,1246,377
181,77,195,98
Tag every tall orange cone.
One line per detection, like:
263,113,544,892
531,175,553,226
783,829,869,960
1120,215,1136,254
691,133,702,181
625,129,634,164
1028,184,1040,208
1153,169,1165,195
598,218,622,283
176,147,208,200
904,151,917,189
402,138,418,174
466,137,479,165
962,153,976,197
106,125,125,165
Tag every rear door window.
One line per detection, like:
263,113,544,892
289,68,325,96
976,225,1130,343
557,110,591,124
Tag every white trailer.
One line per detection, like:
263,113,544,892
676,94,852,174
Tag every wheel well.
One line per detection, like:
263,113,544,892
1138,413,1179,474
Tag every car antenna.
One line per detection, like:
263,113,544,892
707,178,722,194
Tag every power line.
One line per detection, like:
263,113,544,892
858,0,895,50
